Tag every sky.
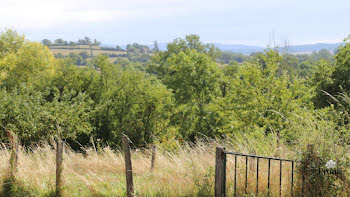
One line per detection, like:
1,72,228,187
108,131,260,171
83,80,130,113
0,0,349,46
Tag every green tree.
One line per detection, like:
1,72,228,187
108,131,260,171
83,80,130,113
0,86,93,146
79,51,89,61
148,34,221,78
54,39,65,45
211,50,311,143
0,29,24,59
69,41,76,46
311,49,334,62
93,39,101,46
91,55,173,148
84,37,91,44
219,51,247,64
153,40,160,52
116,45,123,51
41,39,52,46
0,41,57,89
148,35,222,140
50,58,100,98
163,49,221,105
68,52,84,65
313,39,350,108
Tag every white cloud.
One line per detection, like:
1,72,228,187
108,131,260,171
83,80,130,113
1,0,348,44
0,0,276,29
0,0,196,29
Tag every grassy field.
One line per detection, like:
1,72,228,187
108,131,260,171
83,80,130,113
49,48,126,57
0,136,308,197
80,57,127,64
49,45,102,50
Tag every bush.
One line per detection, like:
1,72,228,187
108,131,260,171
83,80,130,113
0,177,36,197
299,144,350,196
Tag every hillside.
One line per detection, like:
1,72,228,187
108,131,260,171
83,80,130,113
47,44,148,65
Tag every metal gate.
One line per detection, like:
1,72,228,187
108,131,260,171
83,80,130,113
215,147,298,197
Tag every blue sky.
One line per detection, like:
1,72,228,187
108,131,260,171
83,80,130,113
1,0,349,46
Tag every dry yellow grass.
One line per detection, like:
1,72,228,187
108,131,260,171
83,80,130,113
0,138,303,196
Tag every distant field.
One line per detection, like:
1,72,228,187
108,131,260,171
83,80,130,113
49,45,101,49
290,51,313,55
49,47,126,57
82,57,127,63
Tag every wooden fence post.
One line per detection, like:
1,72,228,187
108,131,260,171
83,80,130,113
10,136,18,179
6,130,18,179
122,136,134,197
215,147,226,197
10,140,18,179
150,145,156,172
56,140,64,197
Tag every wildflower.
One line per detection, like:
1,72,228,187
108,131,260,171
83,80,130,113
325,160,336,169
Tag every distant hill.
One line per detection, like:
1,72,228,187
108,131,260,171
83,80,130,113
102,42,344,55
213,44,265,54
212,43,343,55
282,43,343,54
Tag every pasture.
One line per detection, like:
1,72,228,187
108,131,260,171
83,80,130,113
0,136,314,197
49,47,126,57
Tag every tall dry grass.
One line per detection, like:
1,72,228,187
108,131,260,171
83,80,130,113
0,136,305,196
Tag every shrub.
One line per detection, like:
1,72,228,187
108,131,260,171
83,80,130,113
299,144,350,196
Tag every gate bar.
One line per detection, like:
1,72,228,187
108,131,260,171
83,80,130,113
217,149,301,196
256,158,259,194
245,156,248,194
268,158,271,195
234,155,237,197
279,160,282,197
291,161,294,197
225,151,294,162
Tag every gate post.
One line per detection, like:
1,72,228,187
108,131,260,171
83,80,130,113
215,147,226,197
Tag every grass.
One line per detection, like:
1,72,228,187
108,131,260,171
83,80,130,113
49,45,101,50
82,57,127,64
49,48,126,56
3,108,346,196
225,157,303,196
0,136,308,197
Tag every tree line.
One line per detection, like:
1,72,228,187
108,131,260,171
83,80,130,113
42,36,101,47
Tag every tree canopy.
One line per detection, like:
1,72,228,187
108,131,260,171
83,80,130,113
0,30,349,154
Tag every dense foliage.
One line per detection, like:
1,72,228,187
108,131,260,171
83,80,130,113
0,29,349,161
